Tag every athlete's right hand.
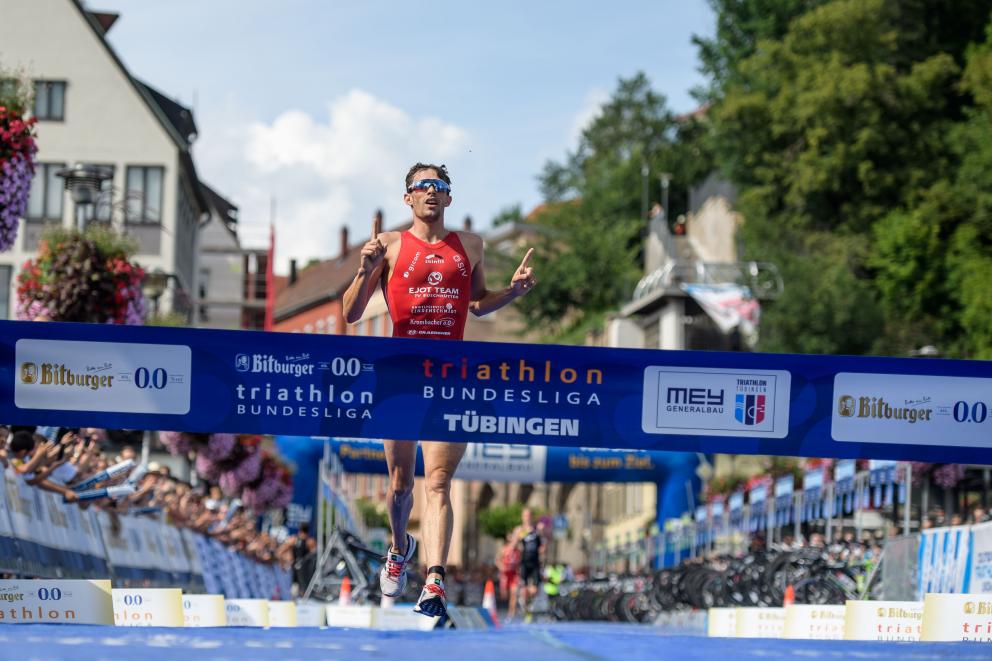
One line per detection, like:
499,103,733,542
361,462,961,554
359,215,385,274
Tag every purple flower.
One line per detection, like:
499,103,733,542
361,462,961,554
195,454,220,481
201,433,237,461
232,449,262,483
932,464,965,489
0,153,33,252
159,430,193,455
16,298,51,321
218,470,241,496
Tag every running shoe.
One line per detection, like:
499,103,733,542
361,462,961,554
379,533,417,598
413,577,447,617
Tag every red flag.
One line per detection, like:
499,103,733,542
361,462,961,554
264,223,275,331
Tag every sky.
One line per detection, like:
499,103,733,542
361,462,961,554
95,1,715,272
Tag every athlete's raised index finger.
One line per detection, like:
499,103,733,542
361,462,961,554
372,215,381,239
519,248,534,269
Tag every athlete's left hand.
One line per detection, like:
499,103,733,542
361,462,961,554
511,248,536,296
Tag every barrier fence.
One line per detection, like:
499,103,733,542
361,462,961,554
0,468,290,598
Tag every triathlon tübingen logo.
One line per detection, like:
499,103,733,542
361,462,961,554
735,393,766,425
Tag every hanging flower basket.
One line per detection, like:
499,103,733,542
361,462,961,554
0,82,38,252
16,226,147,323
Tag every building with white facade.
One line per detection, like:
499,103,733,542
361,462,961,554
0,0,236,321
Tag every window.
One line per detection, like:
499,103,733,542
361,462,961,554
125,166,164,224
326,315,337,334
33,81,66,121
27,162,65,220
81,164,115,223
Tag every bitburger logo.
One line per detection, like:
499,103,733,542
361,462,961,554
838,394,932,423
20,362,37,384
838,395,856,417
20,362,114,390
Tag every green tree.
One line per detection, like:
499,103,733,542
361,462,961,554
478,503,523,540
354,497,390,530
707,0,992,356
491,204,523,227
515,73,713,342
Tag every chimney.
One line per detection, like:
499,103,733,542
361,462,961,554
463,215,473,231
340,225,350,259
289,259,298,285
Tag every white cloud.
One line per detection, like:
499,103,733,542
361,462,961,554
193,90,469,272
568,88,609,146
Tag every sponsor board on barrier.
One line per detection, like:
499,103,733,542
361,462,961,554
325,604,375,628
782,604,845,640
373,606,437,631
969,522,992,593
706,607,737,637
735,607,785,638
921,593,992,642
844,600,922,641
832,373,992,448
642,366,791,438
225,599,269,627
268,601,297,627
295,601,327,627
112,588,184,627
0,579,113,624
182,594,227,627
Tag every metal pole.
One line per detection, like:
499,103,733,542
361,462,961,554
660,173,671,221
794,492,802,543
984,468,990,510
766,498,774,548
855,473,864,543
903,463,912,536
825,482,834,543
921,479,929,528
641,162,649,220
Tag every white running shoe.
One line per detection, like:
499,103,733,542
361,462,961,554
413,577,447,618
379,533,417,598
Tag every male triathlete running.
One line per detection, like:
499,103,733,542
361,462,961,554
343,163,536,617
517,507,544,616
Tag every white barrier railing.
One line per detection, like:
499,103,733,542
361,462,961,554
0,468,290,598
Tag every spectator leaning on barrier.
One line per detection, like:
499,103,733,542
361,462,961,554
3,430,79,502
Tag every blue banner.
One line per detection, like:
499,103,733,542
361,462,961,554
277,436,701,528
304,437,695,484
2,320,991,462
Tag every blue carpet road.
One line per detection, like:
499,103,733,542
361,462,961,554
0,622,985,660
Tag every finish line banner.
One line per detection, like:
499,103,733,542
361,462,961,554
1,320,991,462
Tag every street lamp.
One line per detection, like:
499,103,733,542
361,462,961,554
141,268,168,316
55,164,114,230
659,173,672,222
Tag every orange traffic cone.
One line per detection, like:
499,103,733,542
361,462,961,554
339,575,352,606
783,585,795,607
482,579,500,627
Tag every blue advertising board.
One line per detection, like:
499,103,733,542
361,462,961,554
291,437,695,484
1,320,991,462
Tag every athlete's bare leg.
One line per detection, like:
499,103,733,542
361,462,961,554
420,441,467,577
383,439,418,553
